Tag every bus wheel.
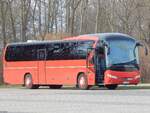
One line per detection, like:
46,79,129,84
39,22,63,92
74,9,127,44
24,74,39,89
105,84,118,90
77,73,89,90
49,85,62,89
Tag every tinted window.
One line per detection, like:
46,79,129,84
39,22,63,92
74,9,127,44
47,43,61,60
76,41,94,59
46,40,94,60
61,42,78,59
23,45,37,61
5,44,40,61
5,45,20,61
5,40,94,61
37,49,46,60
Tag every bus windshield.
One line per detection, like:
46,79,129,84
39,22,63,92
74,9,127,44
106,39,139,70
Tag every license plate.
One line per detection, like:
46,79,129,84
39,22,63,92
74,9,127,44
123,78,133,81
127,78,133,81
123,81,129,84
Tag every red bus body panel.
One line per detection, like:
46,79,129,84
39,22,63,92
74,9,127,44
3,60,95,85
104,70,140,85
3,61,38,84
46,60,86,85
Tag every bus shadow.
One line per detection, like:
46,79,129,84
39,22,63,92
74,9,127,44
18,85,150,90
21,86,106,90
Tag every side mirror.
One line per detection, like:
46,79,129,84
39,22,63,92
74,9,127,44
136,42,143,46
136,42,148,56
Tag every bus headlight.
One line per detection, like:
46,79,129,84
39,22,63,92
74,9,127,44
134,75,140,79
107,74,118,79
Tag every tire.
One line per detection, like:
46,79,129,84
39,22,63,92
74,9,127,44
49,85,62,89
77,73,90,90
98,85,105,88
24,74,39,89
105,84,118,90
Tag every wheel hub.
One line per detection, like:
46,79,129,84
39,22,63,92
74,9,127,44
80,77,85,87
25,77,32,87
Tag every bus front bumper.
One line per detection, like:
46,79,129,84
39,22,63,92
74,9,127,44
104,70,140,85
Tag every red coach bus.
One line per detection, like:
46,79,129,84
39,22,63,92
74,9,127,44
3,33,148,90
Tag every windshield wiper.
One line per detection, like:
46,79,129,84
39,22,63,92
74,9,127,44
108,59,139,71
111,59,137,66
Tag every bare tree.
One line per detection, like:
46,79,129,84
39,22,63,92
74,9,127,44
79,0,89,34
95,0,101,33
8,0,17,42
21,0,31,41
0,0,8,47
65,0,81,35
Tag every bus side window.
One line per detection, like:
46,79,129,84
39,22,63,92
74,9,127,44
6,45,24,61
38,49,46,60
52,43,61,60
60,42,70,59
5,46,15,61
61,42,77,60
47,43,52,60
47,43,61,60
69,42,78,59
24,45,37,61
76,41,94,59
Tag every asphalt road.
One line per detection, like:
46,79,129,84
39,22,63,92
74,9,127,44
0,86,150,113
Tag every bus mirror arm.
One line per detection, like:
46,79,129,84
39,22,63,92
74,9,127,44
144,46,148,56
107,47,110,55
136,42,148,56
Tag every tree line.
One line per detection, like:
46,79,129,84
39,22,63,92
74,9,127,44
0,0,150,45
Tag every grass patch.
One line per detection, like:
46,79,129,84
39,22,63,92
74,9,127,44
0,84,23,88
118,84,150,90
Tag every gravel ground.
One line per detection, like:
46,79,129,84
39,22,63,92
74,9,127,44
0,86,150,113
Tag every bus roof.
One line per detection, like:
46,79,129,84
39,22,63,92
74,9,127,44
64,33,136,41
7,33,136,46
6,38,95,46
81,33,136,41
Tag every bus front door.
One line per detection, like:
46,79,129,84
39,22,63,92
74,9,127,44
37,49,46,84
86,48,95,85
